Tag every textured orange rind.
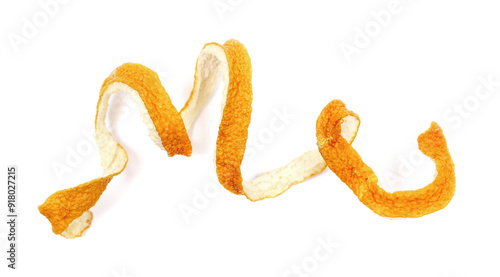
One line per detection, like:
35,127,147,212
39,39,335,238
316,100,456,217
39,40,456,238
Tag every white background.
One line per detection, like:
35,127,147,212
1,0,500,276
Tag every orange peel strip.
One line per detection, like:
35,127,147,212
316,100,456,217
39,39,346,238
39,40,456,238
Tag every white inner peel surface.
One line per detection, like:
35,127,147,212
179,44,229,168
97,82,166,176
242,115,359,201
340,115,359,144
242,149,327,200
180,44,229,132
61,211,93,239
62,82,165,237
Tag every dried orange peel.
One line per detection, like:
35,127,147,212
316,100,456,217
39,39,334,238
39,39,456,238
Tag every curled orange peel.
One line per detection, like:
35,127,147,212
316,100,456,217
38,39,331,238
38,39,455,238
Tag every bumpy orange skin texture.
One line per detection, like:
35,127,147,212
40,63,193,235
101,63,192,156
39,176,112,235
39,40,456,237
178,40,253,195
214,40,253,195
39,39,253,235
316,100,456,217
